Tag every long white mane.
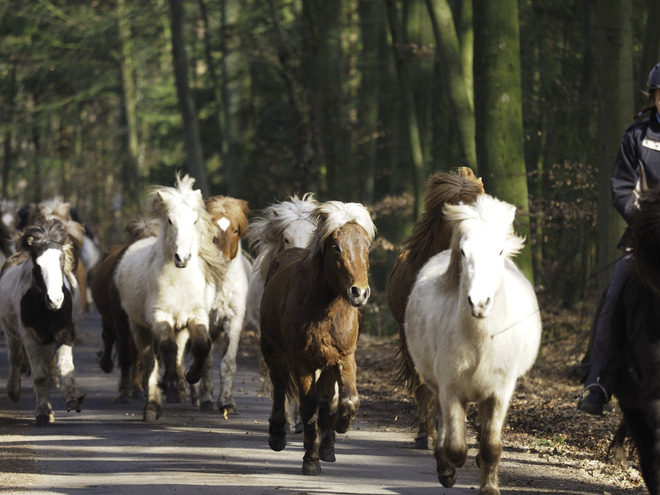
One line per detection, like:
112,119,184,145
444,194,525,259
248,193,318,276
305,201,376,260
149,173,228,286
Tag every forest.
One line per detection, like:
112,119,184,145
0,0,654,337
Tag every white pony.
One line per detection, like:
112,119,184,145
244,193,318,336
115,174,228,421
194,195,252,414
405,194,541,495
0,219,84,425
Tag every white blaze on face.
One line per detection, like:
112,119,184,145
36,248,64,310
217,217,231,232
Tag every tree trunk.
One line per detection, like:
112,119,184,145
358,0,384,204
168,0,209,197
2,62,16,198
425,0,477,173
473,0,533,283
384,0,425,221
636,0,660,110
596,0,631,294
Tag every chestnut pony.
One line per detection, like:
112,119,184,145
386,167,483,449
94,218,159,403
197,195,251,414
260,201,376,476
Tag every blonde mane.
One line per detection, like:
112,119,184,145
148,173,228,286
305,201,376,261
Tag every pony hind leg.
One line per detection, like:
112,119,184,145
98,318,116,373
6,331,24,402
219,320,242,415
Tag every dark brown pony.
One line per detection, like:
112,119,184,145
386,167,484,449
260,201,376,476
94,218,159,403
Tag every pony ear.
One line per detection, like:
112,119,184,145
504,204,517,227
194,189,203,201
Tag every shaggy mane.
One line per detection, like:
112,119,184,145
404,168,484,271
305,201,376,261
18,219,77,293
443,194,525,289
149,173,228,286
205,196,250,238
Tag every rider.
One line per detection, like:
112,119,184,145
577,62,660,415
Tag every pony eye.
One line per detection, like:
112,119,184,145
332,243,342,253
168,218,172,225
499,249,503,256
461,249,466,257
234,229,239,234
284,238,290,244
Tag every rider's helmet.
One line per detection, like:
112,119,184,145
649,63,660,93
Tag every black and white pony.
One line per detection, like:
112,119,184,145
0,219,84,425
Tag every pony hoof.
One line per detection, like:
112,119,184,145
438,471,457,488
185,368,202,385
294,421,303,434
8,389,20,402
117,395,131,405
131,390,144,400
479,487,500,495
302,459,321,476
143,410,159,422
99,357,114,373
66,399,81,413
220,404,239,415
476,452,481,468
268,433,287,452
414,436,430,450
36,413,54,426
319,446,336,463
200,401,214,412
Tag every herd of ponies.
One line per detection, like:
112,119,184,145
0,168,545,494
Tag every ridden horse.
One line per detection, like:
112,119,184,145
386,167,484,449
260,201,376,475
195,195,251,414
115,174,228,421
604,188,660,495
405,194,541,494
244,193,318,337
0,219,85,425
94,217,159,403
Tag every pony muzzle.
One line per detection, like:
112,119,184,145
174,252,190,268
348,285,370,307
467,295,491,319
46,291,64,311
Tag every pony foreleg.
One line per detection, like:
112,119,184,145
316,371,338,463
141,346,162,421
334,354,359,434
185,322,212,386
267,366,289,452
477,396,506,495
435,395,467,488
56,344,83,413
197,351,214,411
24,340,54,426
298,374,321,476
6,331,23,402
98,318,116,373
219,320,241,414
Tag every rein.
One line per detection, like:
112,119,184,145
490,255,622,339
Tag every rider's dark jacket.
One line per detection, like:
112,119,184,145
611,108,660,249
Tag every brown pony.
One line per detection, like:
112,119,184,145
94,218,159,403
260,201,376,476
198,196,251,413
386,167,483,449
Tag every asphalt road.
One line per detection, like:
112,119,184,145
0,311,632,495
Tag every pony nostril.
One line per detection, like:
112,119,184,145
351,286,360,298
485,297,491,306
174,253,181,263
467,296,473,308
